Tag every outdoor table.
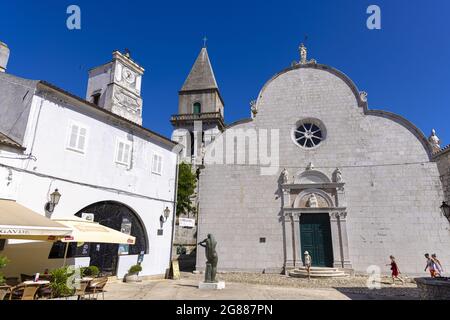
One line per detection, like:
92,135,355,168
81,277,94,282
23,280,50,286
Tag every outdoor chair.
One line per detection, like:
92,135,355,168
37,283,53,300
9,284,40,300
0,286,11,300
5,277,19,286
85,277,108,300
39,274,52,281
75,281,89,300
20,274,34,282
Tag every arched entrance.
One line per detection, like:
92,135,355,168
280,168,353,271
75,201,148,276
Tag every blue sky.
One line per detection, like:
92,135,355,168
1,0,449,146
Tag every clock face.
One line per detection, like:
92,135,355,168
122,68,136,84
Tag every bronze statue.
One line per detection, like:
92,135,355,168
198,234,218,283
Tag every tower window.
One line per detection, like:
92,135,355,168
92,93,101,106
193,102,201,114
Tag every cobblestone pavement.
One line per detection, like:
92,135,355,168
103,272,420,300
213,272,420,300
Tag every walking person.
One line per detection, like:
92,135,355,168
304,251,312,280
431,254,444,277
424,253,437,278
386,255,405,285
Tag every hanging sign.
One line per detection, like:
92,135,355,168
179,218,196,228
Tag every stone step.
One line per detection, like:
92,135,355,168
296,267,341,273
289,271,348,278
289,267,349,278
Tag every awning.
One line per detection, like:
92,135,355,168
52,217,136,245
0,200,72,241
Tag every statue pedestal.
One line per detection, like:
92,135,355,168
199,281,226,290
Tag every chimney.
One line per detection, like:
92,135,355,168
0,42,10,73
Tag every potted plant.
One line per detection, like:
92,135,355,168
124,264,142,283
0,256,9,285
49,266,76,299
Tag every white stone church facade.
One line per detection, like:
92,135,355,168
194,45,449,275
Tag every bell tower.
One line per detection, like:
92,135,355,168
171,46,225,164
86,50,145,125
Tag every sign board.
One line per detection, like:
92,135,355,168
171,260,180,280
179,218,196,228
118,218,132,255
82,213,95,222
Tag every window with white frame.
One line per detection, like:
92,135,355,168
151,153,163,175
67,121,88,153
115,139,132,166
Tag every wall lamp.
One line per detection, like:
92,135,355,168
160,206,171,223
441,201,450,223
45,189,61,213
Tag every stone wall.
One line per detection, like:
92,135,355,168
435,148,450,203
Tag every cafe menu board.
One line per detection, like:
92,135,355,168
171,260,180,280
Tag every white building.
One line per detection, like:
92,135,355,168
0,43,179,279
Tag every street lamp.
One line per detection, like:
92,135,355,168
160,206,171,223
440,201,450,223
45,189,61,213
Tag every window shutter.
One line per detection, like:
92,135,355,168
123,144,131,164
78,127,87,150
69,125,79,149
117,142,124,162
152,154,163,174
157,156,162,174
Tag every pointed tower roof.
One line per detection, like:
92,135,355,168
181,47,218,91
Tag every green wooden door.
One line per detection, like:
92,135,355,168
300,213,333,267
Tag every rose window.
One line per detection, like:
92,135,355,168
293,122,324,148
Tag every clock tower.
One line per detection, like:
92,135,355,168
86,50,145,125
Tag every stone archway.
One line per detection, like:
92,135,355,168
280,168,352,271
74,201,148,276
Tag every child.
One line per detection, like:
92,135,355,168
431,254,444,277
386,255,405,285
304,251,312,280
424,253,436,278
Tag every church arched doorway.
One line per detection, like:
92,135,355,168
75,201,148,276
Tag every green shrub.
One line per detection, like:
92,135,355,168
128,264,142,275
0,256,9,285
81,265,100,277
50,267,75,298
80,267,87,277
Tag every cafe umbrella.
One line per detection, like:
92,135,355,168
0,200,72,241
51,217,136,266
